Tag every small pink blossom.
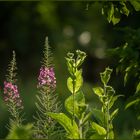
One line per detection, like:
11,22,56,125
38,66,56,91
3,81,22,107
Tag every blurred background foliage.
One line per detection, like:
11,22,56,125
0,1,140,139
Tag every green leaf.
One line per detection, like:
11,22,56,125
6,124,33,139
124,65,132,86
125,98,140,109
130,1,140,11
75,69,83,91
106,85,115,95
133,129,140,138
120,2,130,16
65,58,74,76
111,108,119,121
109,130,114,139
67,69,83,94
93,87,104,97
47,112,79,139
107,3,114,23
82,112,92,125
90,108,105,125
112,7,121,25
124,72,128,86
91,121,106,136
65,91,86,119
67,77,73,93
100,67,113,85
136,82,140,94
90,133,105,139
109,95,123,109
76,50,86,67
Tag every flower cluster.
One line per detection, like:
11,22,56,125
38,66,56,91
4,81,22,107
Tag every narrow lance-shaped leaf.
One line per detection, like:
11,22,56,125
111,108,119,121
125,98,140,110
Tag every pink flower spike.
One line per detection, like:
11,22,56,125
3,81,22,108
38,66,56,91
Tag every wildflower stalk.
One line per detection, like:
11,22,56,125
34,37,62,139
4,51,23,128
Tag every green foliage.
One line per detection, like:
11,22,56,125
136,82,140,94
101,1,130,25
133,129,140,139
48,113,79,139
90,108,105,125
65,91,86,120
100,67,112,86
67,70,83,93
91,121,106,136
130,1,140,11
101,1,140,25
7,124,33,139
125,98,140,110
92,67,121,139
48,50,90,139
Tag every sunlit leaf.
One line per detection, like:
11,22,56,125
93,87,104,97
111,108,119,121
136,82,140,94
67,69,83,94
130,1,140,11
7,124,33,139
90,133,105,139
100,67,113,85
120,2,130,16
133,129,140,138
109,95,123,109
48,112,79,139
107,3,114,23
65,91,86,119
91,121,106,136
125,98,140,109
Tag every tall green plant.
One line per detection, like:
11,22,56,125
92,67,122,139
48,50,90,139
33,37,62,139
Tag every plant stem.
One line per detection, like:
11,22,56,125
79,119,83,139
46,90,49,139
72,65,76,126
104,85,110,139
72,77,75,125
106,96,110,139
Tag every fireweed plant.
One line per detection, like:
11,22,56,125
1,38,124,139
3,51,23,128
33,37,62,139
